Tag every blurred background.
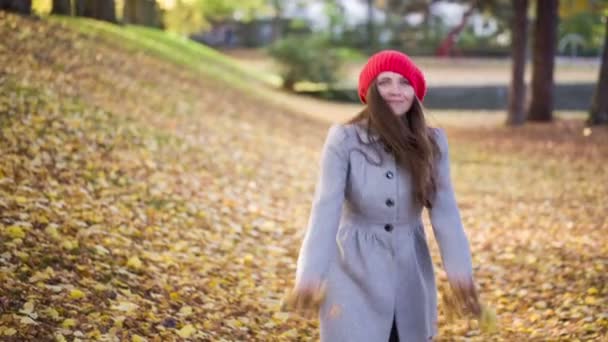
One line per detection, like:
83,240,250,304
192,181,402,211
14,0,608,114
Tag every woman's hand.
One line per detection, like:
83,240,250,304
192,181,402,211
449,277,481,317
281,279,327,318
441,276,481,320
442,277,498,332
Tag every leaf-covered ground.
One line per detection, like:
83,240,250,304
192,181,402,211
1,13,607,341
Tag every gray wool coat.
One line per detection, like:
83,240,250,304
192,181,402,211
294,121,474,341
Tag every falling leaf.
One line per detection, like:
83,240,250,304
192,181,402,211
479,304,498,333
582,127,591,137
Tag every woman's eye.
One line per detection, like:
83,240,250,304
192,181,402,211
400,79,409,85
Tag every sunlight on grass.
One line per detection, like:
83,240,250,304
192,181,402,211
50,16,279,88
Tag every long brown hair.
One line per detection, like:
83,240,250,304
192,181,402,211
346,81,441,209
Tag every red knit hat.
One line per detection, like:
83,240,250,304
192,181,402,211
358,50,426,104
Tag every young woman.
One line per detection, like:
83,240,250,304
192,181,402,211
288,50,481,341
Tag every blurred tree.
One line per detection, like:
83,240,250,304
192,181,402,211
0,0,32,14
268,34,346,91
75,0,117,23
435,2,476,56
51,0,71,15
527,0,558,122
506,0,529,126
588,16,608,125
270,0,283,41
366,0,376,52
164,0,268,34
324,0,345,42
123,0,162,28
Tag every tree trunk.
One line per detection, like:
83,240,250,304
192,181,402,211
588,17,608,125
123,0,159,27
123,0,136,23
75,0,116,23
506,0,528,126
74,0,84,16
0,0,32,15
367,0,375,53
527,0,558,122
98,0,116,23
51,0,71,15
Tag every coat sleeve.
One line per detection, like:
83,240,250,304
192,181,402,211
428,128,474,281
295,124,348,287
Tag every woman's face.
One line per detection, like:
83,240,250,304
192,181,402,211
376,71,415,116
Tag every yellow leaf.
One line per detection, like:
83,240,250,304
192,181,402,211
272,312,289,322
281,329,298,338
177,324,196,338
29,267,55,282
127,256,142,269
170,292,180,301
584,296,597,305
94,245,110,255
21,300,35,315
62,240,79,250
112,301,138,312
14,251,28,261
36,215,49,225
3,327,17,336
242,254,254,266
62,318,76,328
179,306,193,317
55,333,67,342
15,196,27,204
45,225,61,240
93,283,107,292
6,225,25,239
20,316,37,325
587,287,598,295
132,335,146,342
69,289,86,300
43,308,61,321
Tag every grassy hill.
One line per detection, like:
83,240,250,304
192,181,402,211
1,11,607,341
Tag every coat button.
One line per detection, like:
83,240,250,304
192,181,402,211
384,145,392,153
386,198,394,207
385,171,393,179
384,224,393,232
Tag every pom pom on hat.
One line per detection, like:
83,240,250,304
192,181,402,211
358,50,427,104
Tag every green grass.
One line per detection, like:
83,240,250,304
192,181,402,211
49,16,280,88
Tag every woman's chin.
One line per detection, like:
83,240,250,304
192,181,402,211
392,108,408,116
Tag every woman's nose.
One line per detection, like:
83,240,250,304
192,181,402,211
388,84,400,94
